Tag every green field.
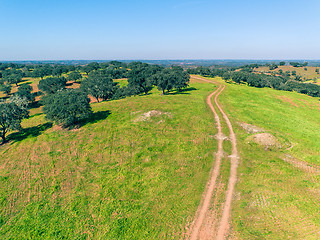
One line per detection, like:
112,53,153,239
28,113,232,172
1,76,320,239
213,77,320,239
0,80,218,239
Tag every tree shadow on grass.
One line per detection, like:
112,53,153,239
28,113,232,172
8,122,53,143
77,110,112,128
29,100,42,109
167,87,197,95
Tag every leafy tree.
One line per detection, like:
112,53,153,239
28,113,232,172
269,63,278,70
0,84,12,96
15,84,35,105
82,62,100,75
0,98,29,144
247,75,267,88
80,72,118,102
42,89,92,127
279,61,285,66
6,74,22,86
127,62,163,95
169,66,190,91
231,72,248,84
316,68,319,74
38,77,67,94
290,62,300,67
152,68,173,94
291,71,297,76
32,65,53,79
304,67,308,71
52,67,64,76
67,71,82,82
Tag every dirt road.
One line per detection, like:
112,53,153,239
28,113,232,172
188,76,239,240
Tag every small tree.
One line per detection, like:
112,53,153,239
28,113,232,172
67,71,82,82
152,69,173,94
170,66,190,91
80,75,118,102
127,62,163,95
42,89,92,127
0,84,12,96
315,69,319,74
32,66,52,79
0,98,29,144
279,61,285,66
6,74,22,86
38,77,67,95
16,84,35,105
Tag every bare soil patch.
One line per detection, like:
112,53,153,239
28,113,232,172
133,110,171,122
249,133,281,150
238,122,264,134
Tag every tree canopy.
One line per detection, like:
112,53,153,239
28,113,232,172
0,98,29,144
42,89,92,127
38,77,67,94
80,71,118,102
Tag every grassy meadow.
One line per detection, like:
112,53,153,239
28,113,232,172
209,77,320,239
254,65,320,82
1,74,320,239
0,79,218,239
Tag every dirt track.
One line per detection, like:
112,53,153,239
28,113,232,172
188,76,239,240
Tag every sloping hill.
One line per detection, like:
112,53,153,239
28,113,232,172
0,82,218,239
1,77,319,239
215,77,320,239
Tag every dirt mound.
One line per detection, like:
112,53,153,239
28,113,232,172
249,133,281,150
134,110,171,122
239,122,264,134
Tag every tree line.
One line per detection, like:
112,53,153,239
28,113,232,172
188,66,320,98
0,61,190,144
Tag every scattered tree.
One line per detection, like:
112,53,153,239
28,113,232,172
0,98,29,144
15,84,35,105
42,89,92,127
80,72,118,102
0,84,12,96
67,71,82,82
38,77,67,94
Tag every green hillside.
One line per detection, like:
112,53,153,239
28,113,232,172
214,77,320,239
1,76,319,239
0,81,217,239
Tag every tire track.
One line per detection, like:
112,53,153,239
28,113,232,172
188,76,239,240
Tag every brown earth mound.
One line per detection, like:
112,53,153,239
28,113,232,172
249,133,281,150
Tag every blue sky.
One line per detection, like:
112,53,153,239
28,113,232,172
1,0,320,60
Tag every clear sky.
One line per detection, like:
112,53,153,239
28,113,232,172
1,0,320,60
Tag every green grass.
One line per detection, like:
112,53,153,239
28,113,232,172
0,82,218,239
2,75,320,239
212,77,320,239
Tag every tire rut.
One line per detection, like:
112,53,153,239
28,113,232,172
188,76,239,240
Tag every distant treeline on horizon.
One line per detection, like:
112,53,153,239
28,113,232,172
1,60,320,67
